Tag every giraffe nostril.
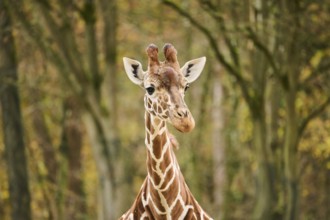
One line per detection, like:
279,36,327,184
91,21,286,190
176,108,188,118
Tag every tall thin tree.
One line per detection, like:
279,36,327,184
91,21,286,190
0,1,31,219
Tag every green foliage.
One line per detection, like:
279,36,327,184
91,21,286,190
0,0,329,219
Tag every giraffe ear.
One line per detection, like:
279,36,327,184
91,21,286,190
181,57,206,83
123,57,145,85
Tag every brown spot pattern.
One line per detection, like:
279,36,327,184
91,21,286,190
119,44,212,220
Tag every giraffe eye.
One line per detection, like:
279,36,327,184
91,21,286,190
146,86,155,95
184,84,190,92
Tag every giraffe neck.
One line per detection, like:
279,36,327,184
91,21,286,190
145,111,178,189
144,111,192,216
120,111,213,219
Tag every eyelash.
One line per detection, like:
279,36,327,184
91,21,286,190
184,84,190,92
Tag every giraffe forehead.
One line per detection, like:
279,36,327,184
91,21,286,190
161,67,181,86
146,67,185,88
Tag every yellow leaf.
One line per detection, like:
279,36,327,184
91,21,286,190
310,51,324,68
300,67,312,81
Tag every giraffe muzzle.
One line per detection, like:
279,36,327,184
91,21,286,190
170,108,195,133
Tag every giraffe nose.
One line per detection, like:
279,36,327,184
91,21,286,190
176,108,189,118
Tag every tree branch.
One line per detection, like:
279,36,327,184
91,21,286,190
35,0,89,86
245,27,279,74
162,0,235,75
82,0,102,96
99,0,120,129
198,0,240,67
298,96,330,137
302,63,330,87
56,0,88,79
161,0,254,111
6,1,83,96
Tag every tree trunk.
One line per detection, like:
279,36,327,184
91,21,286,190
282,3,300,216
60,97,86,220
252,116,274,220
99,0,130,214
212,73,226,219
31,95,58,220
0,2,32,219
283,76,299,220
83,111,115,220
4,0,120,219
190,56,212,200
250,21,274,220
266,78,282,218
31,97,58,184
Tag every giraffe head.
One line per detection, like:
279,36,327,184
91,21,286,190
123,43,206,133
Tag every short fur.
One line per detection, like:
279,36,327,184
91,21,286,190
120,44,212,220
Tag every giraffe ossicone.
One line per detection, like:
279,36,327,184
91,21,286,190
120,43,213,220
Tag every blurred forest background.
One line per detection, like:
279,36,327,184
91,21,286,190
1,0,330,220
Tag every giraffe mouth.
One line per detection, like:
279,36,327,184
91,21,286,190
169,112,195,133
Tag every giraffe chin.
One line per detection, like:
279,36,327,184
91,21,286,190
170,116,195,133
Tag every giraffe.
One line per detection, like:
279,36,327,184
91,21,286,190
120,43,213,220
